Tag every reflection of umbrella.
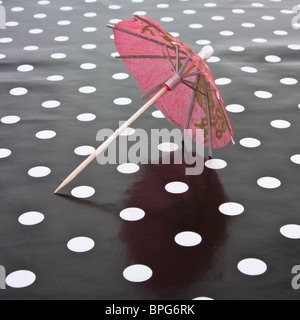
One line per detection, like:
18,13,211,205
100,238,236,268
54,15,234,194
119,151,229,298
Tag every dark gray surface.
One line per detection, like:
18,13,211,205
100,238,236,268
0,0,300,300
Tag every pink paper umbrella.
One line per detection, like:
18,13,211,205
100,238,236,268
54,15,234,194
111,16,234,154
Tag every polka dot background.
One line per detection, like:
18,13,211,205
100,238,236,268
0,0,300,300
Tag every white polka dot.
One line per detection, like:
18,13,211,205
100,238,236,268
196,40,211,46
241,66,257,73
280,225,300,239
165,182,189,194
36,130,56,139
18,211,45,226
109,4,121,9
189,24,203,29
54,36,69,42
274,30,288,36
79,86,97,94
288,44,300,50
80,63,97,70
229,46,245,52
241,22,255,28
0,148,12,159
84,12,97,17
237,258,267,276
77,113,96,122
42,100,61,108
270,120,291,129
83,27,97,33
51,53,67,59
215,78,231,85
0,54,6,59
252,2,264,7
17,64,34,72
0,37,13,43
232,9,245,14
112,73,129,80
29,29,44,34
207,56,220,63
280,78,298,85
184,9,196,14
157,4,169,8
219,202,244,216
262,15,275,20
291,154,300,165
193,297,214,300
82,44,97,50
265,55,281,63
211,16,225,21
120,127,135,136
175,231,202,247
47,75,64,81
252,38,267,43
205,3,217,7
1,115,21,124
226,104,245,113
34,13,47,19
114,97,132,105
123,265,153,282
60,6,73,11
205,159,227,170
28,166,51,178
257,177,281,189
57,20,71,26
67,237,95,253
254,91,272,99
120,208,145,221
117,163,140,174
10,87,28,96
74,146,95,156
152,110,165,118
71,186,95,199
158,143,179,152
160,17,174,22
240,137,261,148
6,270,36,288
24,46,39,51
11,7,24,12
220,30,234,36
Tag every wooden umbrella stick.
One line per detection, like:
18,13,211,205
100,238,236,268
54,46,214,194
54,87,168,194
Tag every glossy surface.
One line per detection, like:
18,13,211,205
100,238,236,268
0,0,300,300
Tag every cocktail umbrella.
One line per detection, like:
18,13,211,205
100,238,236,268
54,15,234,194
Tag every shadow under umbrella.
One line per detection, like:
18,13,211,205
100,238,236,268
119,149,230,298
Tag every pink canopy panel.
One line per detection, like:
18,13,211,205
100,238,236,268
113,16,233,151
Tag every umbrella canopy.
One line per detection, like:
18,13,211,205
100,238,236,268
112,15,234,153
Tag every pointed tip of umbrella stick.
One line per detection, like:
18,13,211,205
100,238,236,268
106,24,115,29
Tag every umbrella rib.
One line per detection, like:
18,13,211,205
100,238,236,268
216,93,235,144
134,15,170,37
201,75,213,158
181,71,203,79
108,24,187,55
181,82,207,97
182,80,214,92
142,80,168,100
115,54,185,60
164,46,176,73
178,56,191,76
184,74,200,130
